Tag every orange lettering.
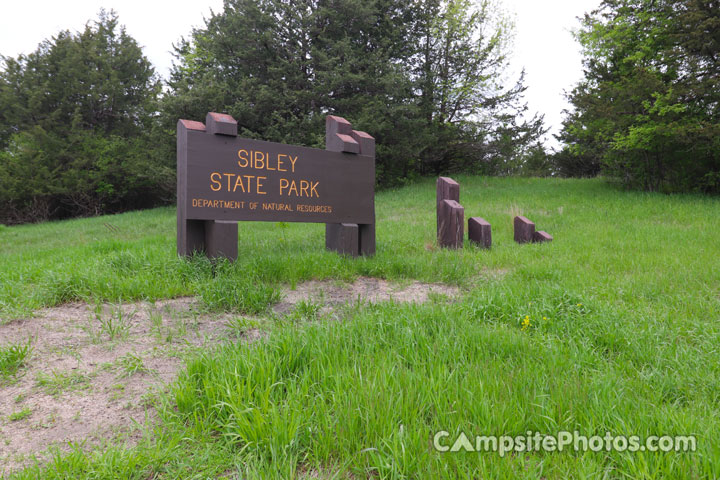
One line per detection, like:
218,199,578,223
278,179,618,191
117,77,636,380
254,151,265,170
238,150,249,168
233,175,246,193
210,172,221,191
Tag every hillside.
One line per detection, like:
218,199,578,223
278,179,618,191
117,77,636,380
1,176,719,478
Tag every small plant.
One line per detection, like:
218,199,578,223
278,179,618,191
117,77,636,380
0,340,33,378
8,407,32,422
149,307,164,330
139,391,158,408
276,221,289,244
225,316,261,337
289,299,323,322
117,353,148,377
148,306,168,341
85,303,134,343
36,370,91,396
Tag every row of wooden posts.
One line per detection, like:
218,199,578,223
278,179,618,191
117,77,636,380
436,177,553,249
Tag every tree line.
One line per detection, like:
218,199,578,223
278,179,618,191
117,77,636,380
1,0,718,224
556,0,720,193
0,1,545,224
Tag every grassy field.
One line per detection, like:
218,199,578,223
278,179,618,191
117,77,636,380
1,176,719,478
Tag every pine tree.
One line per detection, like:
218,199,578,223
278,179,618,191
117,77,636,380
162,0,545,185
0,10,165,223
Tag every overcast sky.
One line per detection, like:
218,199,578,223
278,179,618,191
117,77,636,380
0,0,601,149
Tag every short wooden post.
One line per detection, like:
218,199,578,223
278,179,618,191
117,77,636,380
533,231,553,243
325,223,359,257
468,217,491,248
325,115,376,256
513,215,535,244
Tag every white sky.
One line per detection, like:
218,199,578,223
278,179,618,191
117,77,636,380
0,0,601,149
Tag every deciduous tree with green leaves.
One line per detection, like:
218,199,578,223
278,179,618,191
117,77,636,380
556,0,720,192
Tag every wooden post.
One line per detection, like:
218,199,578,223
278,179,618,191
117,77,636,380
438,199,464,248
514,215,535,244
177,119,207,257
468,217,492,248
325,115,376,256
436,177,459,235
533,231,553,243
177,113,239,261
437,177,463,248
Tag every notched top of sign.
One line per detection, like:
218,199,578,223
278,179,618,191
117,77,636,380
325,115,375,156
206,112,238,136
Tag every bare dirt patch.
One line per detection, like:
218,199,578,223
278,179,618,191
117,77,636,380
274,277,460,314
0,297,241,474
0,277,458,474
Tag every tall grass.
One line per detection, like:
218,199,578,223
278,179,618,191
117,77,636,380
4,177,720,478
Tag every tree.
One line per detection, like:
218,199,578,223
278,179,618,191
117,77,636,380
161,0,545,186
0,10,166,223
556,0,720,192
413,0,546,175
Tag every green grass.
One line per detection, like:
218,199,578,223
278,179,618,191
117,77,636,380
35,370,92,396
8,406,32,422
2,176,720,478
0,340,32,378
83,303,134,343
116,353,149,377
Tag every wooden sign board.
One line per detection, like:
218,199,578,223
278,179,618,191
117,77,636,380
177,113,376,261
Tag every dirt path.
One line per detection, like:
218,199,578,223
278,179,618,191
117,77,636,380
0,278,458,474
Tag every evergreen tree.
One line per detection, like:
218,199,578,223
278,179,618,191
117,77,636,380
0,10,165,223
162,0,545,186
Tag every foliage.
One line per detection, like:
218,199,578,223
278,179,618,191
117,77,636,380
556,0,720,192
161,0,546,186
0,10,168,224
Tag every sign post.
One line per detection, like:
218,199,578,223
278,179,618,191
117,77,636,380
177,112,376,261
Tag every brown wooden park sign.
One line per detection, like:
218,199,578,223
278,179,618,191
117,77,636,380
177,113,376,261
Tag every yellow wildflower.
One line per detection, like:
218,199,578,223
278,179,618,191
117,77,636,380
521,316,531,331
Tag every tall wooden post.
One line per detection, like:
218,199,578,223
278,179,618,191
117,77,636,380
177,113,239,261
437,177,463,248
325,115,376,256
